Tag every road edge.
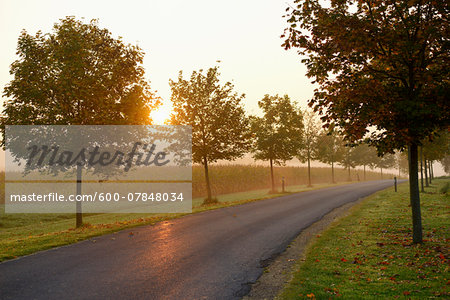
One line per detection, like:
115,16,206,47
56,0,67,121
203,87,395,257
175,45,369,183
242,195,368,300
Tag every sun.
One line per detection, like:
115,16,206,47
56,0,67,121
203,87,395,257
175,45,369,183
150,104,172,125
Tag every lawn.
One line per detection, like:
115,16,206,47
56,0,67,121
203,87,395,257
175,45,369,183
0,181,355,261
280,178,449,299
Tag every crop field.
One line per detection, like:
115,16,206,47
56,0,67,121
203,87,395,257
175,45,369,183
0,166,392,204
192,164,392,198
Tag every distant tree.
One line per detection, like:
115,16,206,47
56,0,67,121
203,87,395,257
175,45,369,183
396,151,409,177
283,0,449,243
353,144,378,180
339,146,358,181
315,129,344,183
169,66,251,204
440,155,450,175
1,17,158,227
423,130,449,182
373,154,396,179
422,146,430,187
298,109,320,186
250,95,303,192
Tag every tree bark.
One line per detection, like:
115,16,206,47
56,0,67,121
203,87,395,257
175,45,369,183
347,166,351,181
424,158,429,187
76,164,83,228
430,161,434,179
202,156,215,204
420,147,424,192
428,161,433,184
408,143,423,244
363,165,366,181
270,158,275,192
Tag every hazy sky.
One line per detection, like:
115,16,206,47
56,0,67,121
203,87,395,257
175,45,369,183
0,0,313,117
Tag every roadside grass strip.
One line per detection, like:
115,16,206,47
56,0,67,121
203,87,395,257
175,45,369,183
280,178,449,299
0,181,350,261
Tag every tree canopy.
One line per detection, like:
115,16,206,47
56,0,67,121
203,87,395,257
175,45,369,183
283,0,449,152
2,17,158,134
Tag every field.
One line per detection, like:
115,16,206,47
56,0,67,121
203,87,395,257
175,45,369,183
280,178,449,299
192,164,390,198
0,165,393,261
1,165,390,204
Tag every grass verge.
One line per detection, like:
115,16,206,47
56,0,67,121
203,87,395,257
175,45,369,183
279,178,449,299
0,181,353,262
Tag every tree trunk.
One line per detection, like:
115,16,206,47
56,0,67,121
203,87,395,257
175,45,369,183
424,158,429,187
428,161,432,184
408,143,423,244
420,147,424,192
363,165,366,181
430,161,434,179
202,156,215,204
76,164,83,228
307,155,312,187
347,167,351,181
270,158,275,192
380,167,383,179
331,161,335,183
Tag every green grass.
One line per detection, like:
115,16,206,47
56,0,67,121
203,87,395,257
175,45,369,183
0,181,354,261
280,178,449,299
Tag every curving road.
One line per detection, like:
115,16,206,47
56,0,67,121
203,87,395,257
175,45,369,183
0,180,398,300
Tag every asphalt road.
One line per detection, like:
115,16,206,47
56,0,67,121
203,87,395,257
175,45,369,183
0,180,398,300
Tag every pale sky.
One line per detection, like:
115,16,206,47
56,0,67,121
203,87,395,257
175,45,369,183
0,0,313,117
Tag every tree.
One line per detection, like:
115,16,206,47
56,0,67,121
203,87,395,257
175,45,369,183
396,151,409,177
339,146,358,181
250,94,303,192
169,66,251,204
422,130,449,182
298,109,320,186
315,129,344,183
373,153,396,179
283,0,449,243
1,17,158,227
440,155,450,175
353,144,378,180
